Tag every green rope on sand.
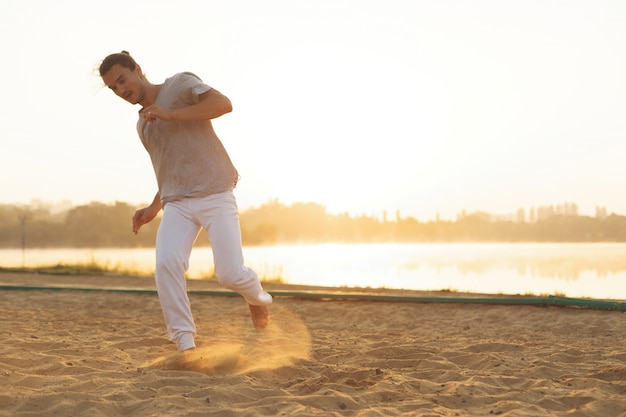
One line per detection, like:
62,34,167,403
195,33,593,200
0,285,624,311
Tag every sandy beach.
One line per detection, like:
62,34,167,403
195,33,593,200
0,272,625,417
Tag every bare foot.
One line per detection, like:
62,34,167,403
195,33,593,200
248,304,269,330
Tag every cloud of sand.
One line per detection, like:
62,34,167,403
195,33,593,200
147,305,311,375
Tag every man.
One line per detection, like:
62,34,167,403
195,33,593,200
99,51,272,352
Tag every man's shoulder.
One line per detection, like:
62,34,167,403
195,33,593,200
166,72,203,84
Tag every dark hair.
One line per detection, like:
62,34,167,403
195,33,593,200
99,51,137,76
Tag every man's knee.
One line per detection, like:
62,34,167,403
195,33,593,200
155,251,189,275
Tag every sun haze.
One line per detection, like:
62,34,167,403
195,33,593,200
1,1,625,220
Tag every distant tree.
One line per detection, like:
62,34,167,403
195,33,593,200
63,202,158,247
4,200,626,247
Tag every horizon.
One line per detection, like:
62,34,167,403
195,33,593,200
2,1,625,221
2,196,612,223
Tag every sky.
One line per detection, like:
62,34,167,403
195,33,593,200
1,0,625,221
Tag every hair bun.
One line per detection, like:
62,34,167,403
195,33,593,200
121,50,130,55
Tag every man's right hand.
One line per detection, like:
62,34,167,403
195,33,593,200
132,194,162,234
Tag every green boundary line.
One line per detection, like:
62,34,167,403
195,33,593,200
1,284,624,311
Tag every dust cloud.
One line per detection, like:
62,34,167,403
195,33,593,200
147,304,311,375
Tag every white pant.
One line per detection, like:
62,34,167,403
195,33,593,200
154,191,272,343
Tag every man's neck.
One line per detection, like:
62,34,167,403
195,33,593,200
139,83,163,107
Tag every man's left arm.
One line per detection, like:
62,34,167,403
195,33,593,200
141,89,232,123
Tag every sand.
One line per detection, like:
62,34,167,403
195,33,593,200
0,272,625,417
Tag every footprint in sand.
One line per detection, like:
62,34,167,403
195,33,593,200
146,304,311,375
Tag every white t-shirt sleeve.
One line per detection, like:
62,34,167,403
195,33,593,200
176,72,212,104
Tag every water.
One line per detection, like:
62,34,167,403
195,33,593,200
2,243,626,300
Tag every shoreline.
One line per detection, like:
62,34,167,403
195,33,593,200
3,242,626,301
1,270,625,304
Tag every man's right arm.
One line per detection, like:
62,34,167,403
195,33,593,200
132,192,162,235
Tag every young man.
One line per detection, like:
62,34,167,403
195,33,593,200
99,51,272,351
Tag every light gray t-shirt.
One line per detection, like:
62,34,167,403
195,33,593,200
136,72,239,205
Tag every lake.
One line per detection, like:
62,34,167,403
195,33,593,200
2,243,626,300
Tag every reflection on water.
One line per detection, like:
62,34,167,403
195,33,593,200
403,244,626,281
1,243,625,299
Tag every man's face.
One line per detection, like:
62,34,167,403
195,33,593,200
102,64,145,105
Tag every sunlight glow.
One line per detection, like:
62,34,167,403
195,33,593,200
1,0,625,221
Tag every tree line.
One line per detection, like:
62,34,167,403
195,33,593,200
1,200,626,249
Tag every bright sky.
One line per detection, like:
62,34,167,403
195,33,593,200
1,0,625,220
